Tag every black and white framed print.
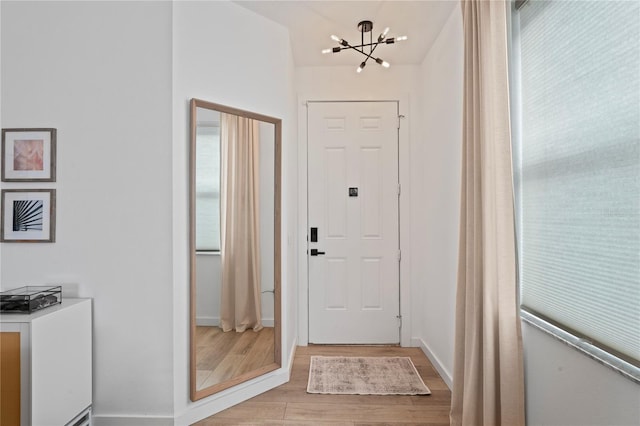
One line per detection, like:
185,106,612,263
1,128,57,182
1,189,56,242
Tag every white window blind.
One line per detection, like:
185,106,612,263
515,0,640,366
195,126,221,251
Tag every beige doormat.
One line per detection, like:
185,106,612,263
307,356,431,395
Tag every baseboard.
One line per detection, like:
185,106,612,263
196,316,218,326
196,317,275,327
92,415,173,426
288,336,298,374
413,337,453,390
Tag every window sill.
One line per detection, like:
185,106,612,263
520,310,640,385
195,251,220,256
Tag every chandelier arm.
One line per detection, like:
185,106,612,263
354,49,376,62
356,41,381,62
337,40,388,51
339,42,374,58
368,40,380,56
341,41,381,60
351,42,375,49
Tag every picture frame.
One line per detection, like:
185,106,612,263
1,189,56,243
1,128,56,182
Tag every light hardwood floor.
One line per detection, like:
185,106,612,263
194,345,451,425
196,326,275,390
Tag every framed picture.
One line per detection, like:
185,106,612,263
1,189,56,243
1,128,56,182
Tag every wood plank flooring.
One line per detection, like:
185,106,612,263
194,345,451,425
196,326,275,390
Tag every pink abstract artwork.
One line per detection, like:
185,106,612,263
13,139,44,171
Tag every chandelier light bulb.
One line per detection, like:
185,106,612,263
396,35,408,42
331,34,341,42
322,48,332,54
357,61,366,73
378,27,390,42
375,58,391,68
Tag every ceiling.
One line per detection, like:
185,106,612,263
235,1,458,68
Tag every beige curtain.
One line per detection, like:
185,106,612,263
450,1,525,425
220,113,263,333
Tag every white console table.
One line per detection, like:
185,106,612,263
0,298,92,426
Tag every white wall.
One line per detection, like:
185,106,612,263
2,1,297,424
523,323,640,426
194,254,221,325
172,2,297,424
296,66,420,102
258,121,276,324
1,1,174,422
413,4,463,387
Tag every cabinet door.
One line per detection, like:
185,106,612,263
0,332,21,426
31,301,92,425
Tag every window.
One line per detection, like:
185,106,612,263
195,122,221,252
512,0,640,379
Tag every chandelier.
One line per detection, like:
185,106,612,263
322,20,408,73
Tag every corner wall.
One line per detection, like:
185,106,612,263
172,2,297,424
1,1,174,421
414,4,463,387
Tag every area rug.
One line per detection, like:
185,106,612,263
306,356,431,395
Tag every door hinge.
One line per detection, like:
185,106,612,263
398,114,405,129
396,314,403,329
398,183,401,196
397,250,402,261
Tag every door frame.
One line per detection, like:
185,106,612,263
297,95,412,347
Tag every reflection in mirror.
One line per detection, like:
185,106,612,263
190,99,281,401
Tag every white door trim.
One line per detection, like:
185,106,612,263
297,95,412,347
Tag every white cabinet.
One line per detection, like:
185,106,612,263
0,299,92,426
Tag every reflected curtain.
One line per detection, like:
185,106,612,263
450,1,525,425
220,113,263,333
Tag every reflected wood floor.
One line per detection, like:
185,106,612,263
194,345,451,425
196,326,275,390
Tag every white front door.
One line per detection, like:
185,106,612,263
308,101,400,344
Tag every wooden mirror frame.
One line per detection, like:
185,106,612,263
189,98,282,401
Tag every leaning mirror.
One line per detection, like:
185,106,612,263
190,98,281,401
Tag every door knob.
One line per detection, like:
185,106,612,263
310,249,325,256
